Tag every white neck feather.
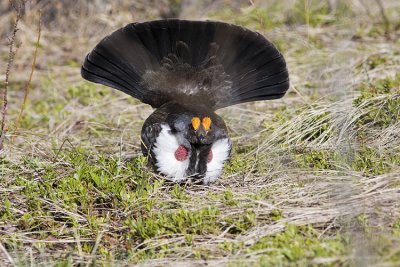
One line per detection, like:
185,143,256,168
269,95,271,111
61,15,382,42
204,138,231,184
153,125,189,182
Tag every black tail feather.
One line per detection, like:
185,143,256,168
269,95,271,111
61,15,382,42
81,19,289,109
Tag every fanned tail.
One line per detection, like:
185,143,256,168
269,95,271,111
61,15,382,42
81,19,289,110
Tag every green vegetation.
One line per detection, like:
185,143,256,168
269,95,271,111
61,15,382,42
3,149,351,265
1,0,400,266
354,74,400,129
288,0,353,27
249,225,346,266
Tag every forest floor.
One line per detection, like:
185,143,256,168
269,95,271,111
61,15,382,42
1,0,400,266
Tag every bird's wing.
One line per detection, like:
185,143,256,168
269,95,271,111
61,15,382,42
141,122,162,165
81,19,289,110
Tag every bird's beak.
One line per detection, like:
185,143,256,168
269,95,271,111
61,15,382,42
197,127,207,141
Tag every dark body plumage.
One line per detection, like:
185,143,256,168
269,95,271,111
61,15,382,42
81,19,289,183
140,102,229,178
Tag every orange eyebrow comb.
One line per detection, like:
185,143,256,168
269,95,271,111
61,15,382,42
191,117,201,130
202,117,212,131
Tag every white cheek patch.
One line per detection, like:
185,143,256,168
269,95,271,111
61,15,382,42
204,138,231,184
153,125,189,182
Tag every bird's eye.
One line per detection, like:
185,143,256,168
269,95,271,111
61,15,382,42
175,145,189,161
207,149,213,163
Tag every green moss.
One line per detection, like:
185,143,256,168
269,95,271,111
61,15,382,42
293,145,399,175
223,210,256,234
263,107,294,133
247,224,346,266
125,206,221,240
66,82,109,105
270,209,283,221
294,149,339,170
354,74,400,129
351,145,398,176
170,184,190,201
355,74,400,102
223,189,239,206
224,152,254,176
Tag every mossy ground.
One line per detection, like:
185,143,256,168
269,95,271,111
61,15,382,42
1,0,400,266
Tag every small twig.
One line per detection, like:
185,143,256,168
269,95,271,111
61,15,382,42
73,228,83,258
52,138,77,163
0,1,24,151
13,9,42,143
85,231,104,267
0,242,15,266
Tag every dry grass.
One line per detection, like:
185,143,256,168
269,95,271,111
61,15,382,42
1,0,400,266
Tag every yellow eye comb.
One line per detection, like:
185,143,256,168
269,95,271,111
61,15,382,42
191,117,201,130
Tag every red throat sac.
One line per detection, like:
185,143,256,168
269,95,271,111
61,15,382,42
207,149,213,163
175,145,188,161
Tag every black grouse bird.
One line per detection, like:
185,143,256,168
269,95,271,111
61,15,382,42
81,19,289,184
